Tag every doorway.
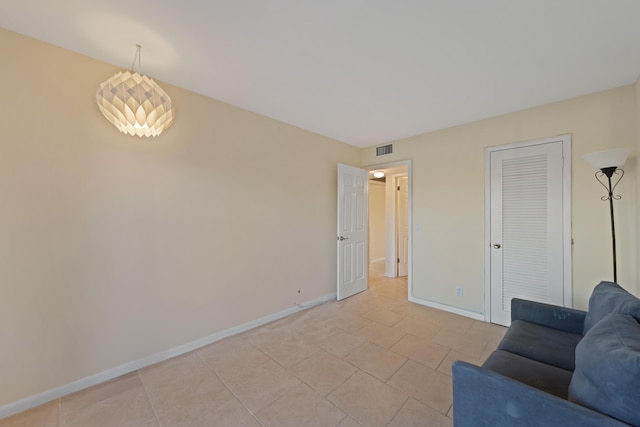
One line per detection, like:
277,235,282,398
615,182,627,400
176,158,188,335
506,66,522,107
367,161,411,290
336,161,412,301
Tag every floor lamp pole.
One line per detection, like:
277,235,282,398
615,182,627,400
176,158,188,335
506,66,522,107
599,166,622,283
606,174,617,283
584,147,632,285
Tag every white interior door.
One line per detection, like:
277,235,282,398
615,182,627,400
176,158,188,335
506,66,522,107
337,164,368,300
397,176,408,277
489,139,569,326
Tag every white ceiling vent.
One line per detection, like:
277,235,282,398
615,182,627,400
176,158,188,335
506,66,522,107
376,144,393,156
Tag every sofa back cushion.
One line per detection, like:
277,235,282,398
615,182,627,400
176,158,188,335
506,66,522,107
583,281,640,334
569,313,640,426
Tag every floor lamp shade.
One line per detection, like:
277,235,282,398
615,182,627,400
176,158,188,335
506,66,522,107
583,147,632,170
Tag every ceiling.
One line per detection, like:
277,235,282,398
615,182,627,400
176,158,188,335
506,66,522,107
2,1,640,148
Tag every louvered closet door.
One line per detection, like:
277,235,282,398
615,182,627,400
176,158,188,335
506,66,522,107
490,142,564,326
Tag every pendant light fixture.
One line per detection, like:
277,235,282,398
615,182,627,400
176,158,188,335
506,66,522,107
96,45,175,137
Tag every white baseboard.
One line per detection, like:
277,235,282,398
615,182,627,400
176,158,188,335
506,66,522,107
408,295,486,321
296,293,336,309
0,293,336,420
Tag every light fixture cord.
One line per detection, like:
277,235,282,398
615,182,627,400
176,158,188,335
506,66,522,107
131,44,142,73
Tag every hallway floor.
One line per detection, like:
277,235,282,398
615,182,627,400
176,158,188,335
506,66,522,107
2,265,506,426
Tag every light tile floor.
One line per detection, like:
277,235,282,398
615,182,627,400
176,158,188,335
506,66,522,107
1,264,506,427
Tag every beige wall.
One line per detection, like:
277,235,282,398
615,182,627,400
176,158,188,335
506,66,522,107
362,85,638,314
368,181,386,261
0,28,360,407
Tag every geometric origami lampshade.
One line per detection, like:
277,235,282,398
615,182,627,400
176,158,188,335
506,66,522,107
96,45,175,137
96,71,175,137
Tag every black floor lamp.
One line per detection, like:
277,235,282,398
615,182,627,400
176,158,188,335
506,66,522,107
584,147,633,283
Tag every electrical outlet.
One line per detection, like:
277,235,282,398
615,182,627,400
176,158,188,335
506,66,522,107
456,287,463,297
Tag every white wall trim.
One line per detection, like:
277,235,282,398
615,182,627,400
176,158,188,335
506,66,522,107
384,174,398,277
369,258,386,264
561,138,573,307
0,293,336,420
384,172,409,278
409,295,485,321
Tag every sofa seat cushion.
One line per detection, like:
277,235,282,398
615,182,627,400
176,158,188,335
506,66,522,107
569,313,640,427
583,281,640,334
498,320,582,371
482,350,573,399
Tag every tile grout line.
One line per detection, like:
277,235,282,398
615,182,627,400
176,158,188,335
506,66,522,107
325,368,369,427
136,371,161,427
195,350,265,426
386,357,410,383
434,349,453,373
383,376,450,419
384,394,412,427
260,331,359,425
275,322,367,426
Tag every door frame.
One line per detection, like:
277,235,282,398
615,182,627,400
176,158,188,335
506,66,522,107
383,170,408,278
484,134,573,322
364,160,412,295
395,175,409,277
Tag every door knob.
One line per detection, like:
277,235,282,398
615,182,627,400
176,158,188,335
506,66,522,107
493,243,501,249
338,236,349,241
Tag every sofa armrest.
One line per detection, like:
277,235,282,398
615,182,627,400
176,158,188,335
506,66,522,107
452,361,630,427
511,298,586,334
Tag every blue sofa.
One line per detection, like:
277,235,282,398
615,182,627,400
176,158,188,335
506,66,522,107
452,281,640,427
